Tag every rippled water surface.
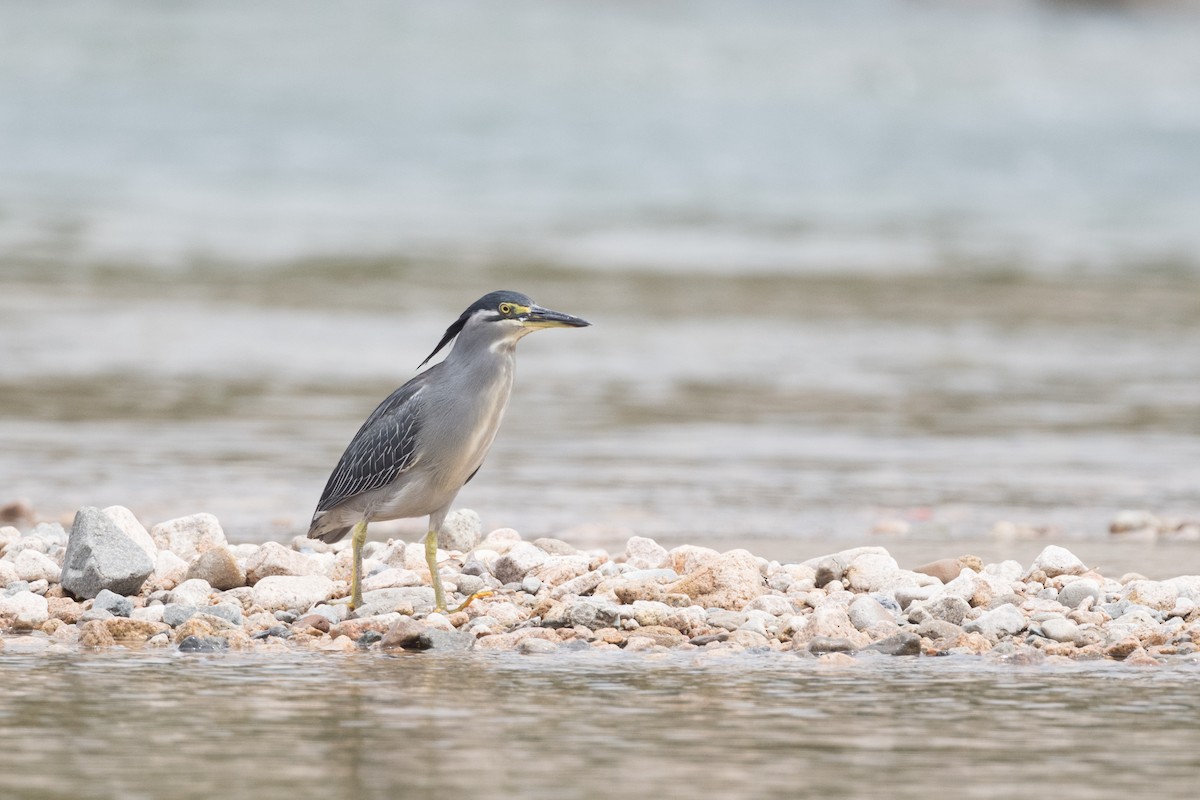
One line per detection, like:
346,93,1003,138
2,648,1199,800
5,4,1200,799
3,1,1199,548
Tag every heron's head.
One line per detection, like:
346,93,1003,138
419,290,590,367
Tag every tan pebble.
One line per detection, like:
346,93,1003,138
1105,637,1141,660
448,611,469,628
1071,644,1107,661
622,636,658,651
954,632,993,654
321,635,358,653
627,625,687,648
79,620,116,648
815,652,857,667
472,627,557,651
172,617,218,644
1124,648,1161,666
103,618,169,642
725,629,771,648
41,618,65,635
46,597,83,625
913,558,966,584
331,613,402,640
293,614,331,633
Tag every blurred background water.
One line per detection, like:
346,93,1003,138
2,0,1199,575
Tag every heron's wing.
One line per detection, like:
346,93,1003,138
313,374,429,515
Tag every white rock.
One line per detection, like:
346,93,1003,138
941,569,1013,607
739,609,774,637
848,595,895,630
1029,545,1086,578
844,553,924,593
802,546,890,572
1163,575,1200,603
0,526,21,553
742,594,794,616
0,590,49,628
1057,578,1102,609
132,604,166,624
529,555,591,589
362,568,422,592
153,550,190,590
244,541,321,583
101,505,158,561
624,536,668,570
907,595,970,626
0,559,19,587
12,549,61,583
252,575,336,612
629,600,675,627
963,603,1026,639
1170,597,1196,618
791,605,868,649
439,509,483,552
492,542,549,584
150,513,227,562
228,543,259,561
665,545,722,575
666,549,767,609
1122,580,1178,612
479,528,523,554
1039,616,1080,644
168,578,215,606
374,540,407,568
479,601,527,627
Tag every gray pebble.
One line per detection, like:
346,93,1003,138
455,574,486,596
206,603,243,626
414,629,474,652
178,635,229,653
251,626,291,640
521,576,542,595
705,610,746,632
916,619,965,642
806,636,857,654
93,589,133,618
1060,578,1104,609
518,637,559,655
866,631,922,656
163,603,199,628
908,596,970,626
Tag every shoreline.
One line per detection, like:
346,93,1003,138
2,506,1199,665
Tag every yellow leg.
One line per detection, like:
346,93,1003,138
425,529,446,612
349,520,367,610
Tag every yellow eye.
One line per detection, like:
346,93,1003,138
499,303,513,315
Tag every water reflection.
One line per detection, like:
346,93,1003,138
3,650,1199,799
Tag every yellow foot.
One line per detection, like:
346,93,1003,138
435,590,495,615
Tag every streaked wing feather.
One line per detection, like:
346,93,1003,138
314,375,428,514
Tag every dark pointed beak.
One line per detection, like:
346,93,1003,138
522,305,591,329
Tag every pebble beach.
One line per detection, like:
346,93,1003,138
4,504,1200,666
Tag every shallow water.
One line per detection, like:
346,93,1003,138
2,8,1200,556
2,647,1199,800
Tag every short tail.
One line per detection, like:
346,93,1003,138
308,513,352,544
